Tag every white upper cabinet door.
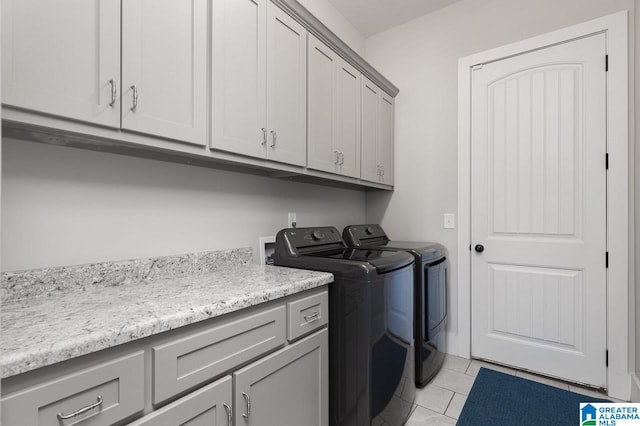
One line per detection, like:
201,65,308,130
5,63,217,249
211,0,267,159
307,34,338,174
2,0,121,127
336,59,361,178
266,2,307,167
378,93,395,185
360,77,380,183
122,0,208,146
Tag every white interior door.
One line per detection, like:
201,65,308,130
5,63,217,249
471,33,607,387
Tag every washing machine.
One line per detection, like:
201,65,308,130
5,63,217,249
273,226,416,426
343,224,447,388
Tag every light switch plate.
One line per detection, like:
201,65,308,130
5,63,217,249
444,213,455,229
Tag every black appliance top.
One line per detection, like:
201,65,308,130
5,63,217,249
343,224,445,261
273,227,414,275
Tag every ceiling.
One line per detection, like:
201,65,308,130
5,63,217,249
328,0,461,37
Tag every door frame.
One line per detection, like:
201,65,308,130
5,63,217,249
456,11,629,399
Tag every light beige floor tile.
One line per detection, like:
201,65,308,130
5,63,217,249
414,384,454,414
431,368,476,395
444,393,467,420
516,371,569,390
442,354,471,373
466,359,517,377
405,406,456,426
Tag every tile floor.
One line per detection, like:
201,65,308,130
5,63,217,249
405,354,618,425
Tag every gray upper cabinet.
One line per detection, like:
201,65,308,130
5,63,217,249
121,0,209,145
212,0,307,166
1,0,121,128
234,329,328,426
361,77,395,185
307,34,361,178
2,0,208,145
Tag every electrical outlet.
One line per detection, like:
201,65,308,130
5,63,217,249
444,213,455,229
288,212,297,228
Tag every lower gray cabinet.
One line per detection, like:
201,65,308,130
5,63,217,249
1,352,144,426
128,376,232,426
233,328,328,426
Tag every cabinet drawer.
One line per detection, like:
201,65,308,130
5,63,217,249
287,291,328,341
128,376,232,426
153,305,286,404
1,351,144,426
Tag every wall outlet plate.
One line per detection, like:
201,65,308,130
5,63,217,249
444,213,455,229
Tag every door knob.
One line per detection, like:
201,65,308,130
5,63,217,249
474,244,485,253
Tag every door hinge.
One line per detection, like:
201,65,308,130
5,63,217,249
469,244,472,251
606,350,609,367
605,54,609,72
606,252,609,268
606,153,609,170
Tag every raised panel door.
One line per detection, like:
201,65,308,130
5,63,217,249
307,34,338,174
336,59,361,178
360,78,380,183
122,0,208,145
266,2,307,167
211,0,267,158
1,0,120,127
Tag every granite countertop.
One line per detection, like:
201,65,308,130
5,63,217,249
0,248,333,378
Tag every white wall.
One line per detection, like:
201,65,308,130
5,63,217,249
363,0,637,366
1,139,367,271
297,0,365,55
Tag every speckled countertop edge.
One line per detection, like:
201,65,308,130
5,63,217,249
0,250,333,378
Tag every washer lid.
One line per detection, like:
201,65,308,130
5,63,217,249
307,248,414,273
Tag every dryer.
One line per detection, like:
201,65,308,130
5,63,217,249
273,226,416,426
343,224,447,388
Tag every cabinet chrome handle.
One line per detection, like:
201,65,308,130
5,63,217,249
304,311,320,322
109,79,117,107
381,165,384,176
377,165,381,176
57,396,103,420
334,150,339,164
270,130,277,148
242,392,251,418
130,85,138,111
261,128,267,146
223,402,232,426
339,152,344,165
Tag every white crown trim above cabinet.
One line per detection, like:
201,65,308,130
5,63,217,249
2,0,396,189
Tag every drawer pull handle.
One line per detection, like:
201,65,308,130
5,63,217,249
242,392,251,418
304,311,320,322
270,130,277,148
224,402,232,426
261,128,267,146
57,395,103,420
